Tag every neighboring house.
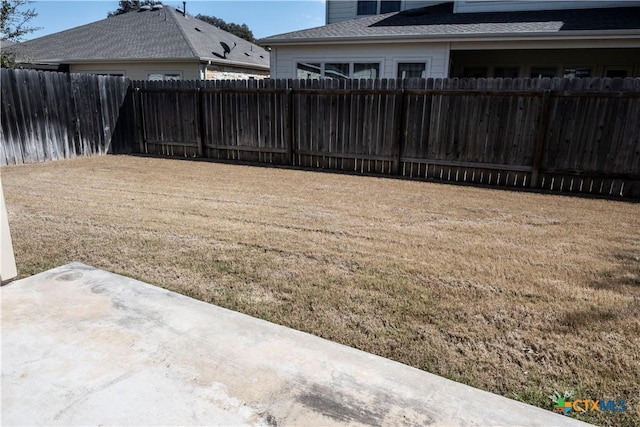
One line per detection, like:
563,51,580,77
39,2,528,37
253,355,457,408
261,1,640,80
8,5,269,80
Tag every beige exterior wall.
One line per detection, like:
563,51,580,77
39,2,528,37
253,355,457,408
69,62,200,80
270,43,449,79
204,64,269,80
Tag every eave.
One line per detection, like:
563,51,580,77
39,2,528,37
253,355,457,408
260,29,640,47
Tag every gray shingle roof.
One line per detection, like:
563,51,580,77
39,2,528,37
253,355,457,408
11,7,269,69
261,2,640,43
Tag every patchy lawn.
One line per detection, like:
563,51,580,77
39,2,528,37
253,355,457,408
3,155,639,426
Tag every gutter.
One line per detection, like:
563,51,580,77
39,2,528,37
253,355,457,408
199,57,270,71
259,29,640,46
15,57,269,71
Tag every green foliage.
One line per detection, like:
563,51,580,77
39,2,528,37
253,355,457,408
108,0,163,17
0,0,39,68
196,14,256,43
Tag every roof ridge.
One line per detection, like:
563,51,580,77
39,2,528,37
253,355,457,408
165,7,200,59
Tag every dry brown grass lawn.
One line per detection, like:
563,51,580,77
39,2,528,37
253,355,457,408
3,155,639,426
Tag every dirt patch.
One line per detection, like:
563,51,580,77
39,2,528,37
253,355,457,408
3,155,639,426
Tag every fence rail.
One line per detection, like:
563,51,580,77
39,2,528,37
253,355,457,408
129,77,640,198
2,70,639,198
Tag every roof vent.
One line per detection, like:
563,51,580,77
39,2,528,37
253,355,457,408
244,52,251,56
194,27,201,32
152,4,163,10
139,5,151,11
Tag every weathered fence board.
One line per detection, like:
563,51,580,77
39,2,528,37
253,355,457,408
1,69,131,165
125,76,640,198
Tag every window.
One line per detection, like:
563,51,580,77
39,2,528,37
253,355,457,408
296,62,381,79
357,0,400,15
380,0,401,13
606,69,628,78
353,63,380,79
494,67,519,78
91,72,125,77
604,65,633,78
297,62,321,79
148,73,182,81
325,63,350,79
563,67,591,78
397,63,426,79
357,0,377,15
530,67,557,78
462,67,488,78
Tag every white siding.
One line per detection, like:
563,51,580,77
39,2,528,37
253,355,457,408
70,62,200,80
270,43,449,79
453,0,640,13
326,0,357,24
326,0,443,24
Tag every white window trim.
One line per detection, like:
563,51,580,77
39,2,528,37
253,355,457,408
85,70,126,77
294,59,385,79
147,71,184,81
393,57,432,79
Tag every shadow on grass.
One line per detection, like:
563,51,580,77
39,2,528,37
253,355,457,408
589,251,640,293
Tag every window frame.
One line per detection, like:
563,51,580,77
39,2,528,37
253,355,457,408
295,60,384,79
529,66,558,79
603,65,634,78
147,71,184,81
356,0,404,16
394,58,431,79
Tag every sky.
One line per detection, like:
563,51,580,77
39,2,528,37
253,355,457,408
24,0,326,41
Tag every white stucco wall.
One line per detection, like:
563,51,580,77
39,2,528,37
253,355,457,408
269,42,449,79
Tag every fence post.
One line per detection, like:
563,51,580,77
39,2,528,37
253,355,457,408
530,89,551,188
132,87,145,154
393,87,406,175
287,85,294,166
196,87,204,157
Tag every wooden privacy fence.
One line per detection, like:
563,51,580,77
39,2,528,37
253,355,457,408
131,77,640,198
1,68,133,165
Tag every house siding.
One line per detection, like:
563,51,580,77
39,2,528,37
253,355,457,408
326,0,441,24
326,0,356,24
70,62,200,80
453,0,640,13
270,43,449,79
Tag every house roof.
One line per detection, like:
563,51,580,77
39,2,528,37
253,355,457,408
1,39,15,49
261,2,640,44
10,6,269,70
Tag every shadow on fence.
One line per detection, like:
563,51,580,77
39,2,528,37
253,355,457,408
0,69,132,163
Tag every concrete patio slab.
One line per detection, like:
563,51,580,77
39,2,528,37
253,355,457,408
1,263,589,426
